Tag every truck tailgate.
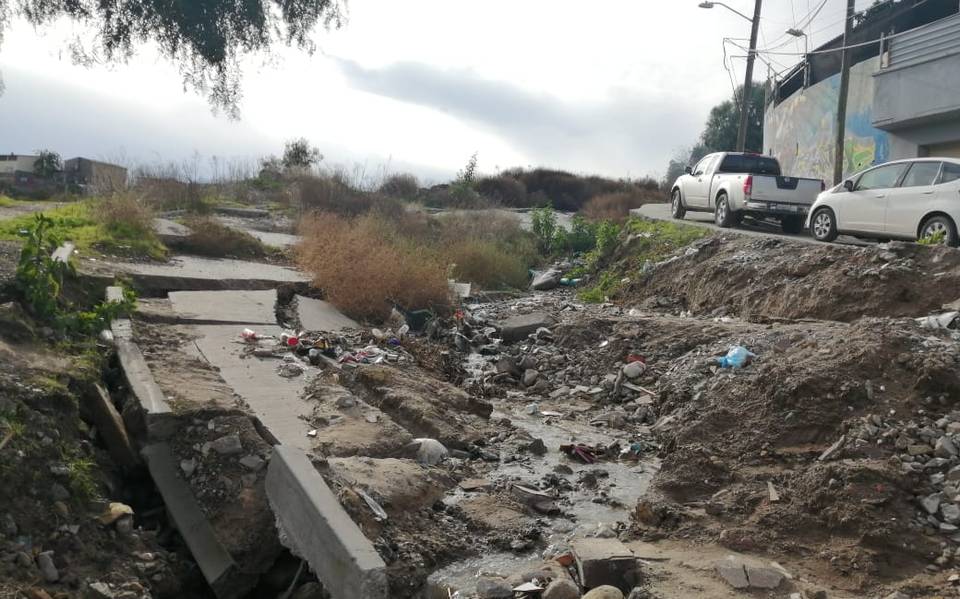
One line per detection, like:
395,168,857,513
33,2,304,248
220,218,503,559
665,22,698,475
750,175,821,206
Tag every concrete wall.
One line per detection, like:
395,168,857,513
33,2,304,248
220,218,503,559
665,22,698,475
764,57,890,183
64,157,128,191
0,155,39,176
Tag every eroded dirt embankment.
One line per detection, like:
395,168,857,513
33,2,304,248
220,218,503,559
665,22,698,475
615,234,960,322
603,231,960,597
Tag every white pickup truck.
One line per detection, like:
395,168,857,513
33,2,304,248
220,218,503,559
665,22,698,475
670,152,825,233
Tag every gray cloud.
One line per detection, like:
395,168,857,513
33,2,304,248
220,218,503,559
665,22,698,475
335,58,704,177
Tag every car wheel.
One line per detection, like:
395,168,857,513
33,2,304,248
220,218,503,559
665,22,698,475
810,207,838,242
919,215,959,247
714,193,734,228
781,215,804,234
671,189,686,219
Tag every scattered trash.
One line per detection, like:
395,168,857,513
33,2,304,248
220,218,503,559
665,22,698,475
98,502,134,526
917,311,960,330
767,481,781,502
717,346,756,369
277,362,304,378
98,329,115,345
513,581,544,592
525,402,541,415
412,438,448,465
356,489,388,521
240,328,259,341
307,429,318,438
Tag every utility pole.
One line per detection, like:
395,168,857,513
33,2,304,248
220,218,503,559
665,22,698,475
833,0,856,184
736,0,763,152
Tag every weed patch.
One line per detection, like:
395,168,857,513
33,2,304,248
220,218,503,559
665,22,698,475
180,217,278,259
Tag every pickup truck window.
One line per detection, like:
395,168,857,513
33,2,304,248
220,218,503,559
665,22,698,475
692,155,714,176
717,154,781,176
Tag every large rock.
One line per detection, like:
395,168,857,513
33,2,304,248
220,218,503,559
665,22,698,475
476,577,513,598
498,313,558,343
715,557,748,589
543,579,580,599
531,269,563,291
936,436,959,458
583,586,624,599
745,565,784,589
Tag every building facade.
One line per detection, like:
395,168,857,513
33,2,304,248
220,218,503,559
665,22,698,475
64,157,128,192
0,154,40,176
764,0,960,183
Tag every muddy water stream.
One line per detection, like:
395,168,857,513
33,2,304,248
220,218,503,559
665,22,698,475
426,382,658,596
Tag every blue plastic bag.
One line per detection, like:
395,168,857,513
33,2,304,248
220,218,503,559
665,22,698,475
717,346,756,369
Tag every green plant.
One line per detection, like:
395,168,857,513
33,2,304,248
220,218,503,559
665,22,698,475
594,221,621,256
62,451,99,500
567,215,597,253
15,214,137,335
919,229,947,246
531,206,558,254
578,270,622,303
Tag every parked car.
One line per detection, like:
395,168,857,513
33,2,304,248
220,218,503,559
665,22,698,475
670,152,825,233
807,158,960,246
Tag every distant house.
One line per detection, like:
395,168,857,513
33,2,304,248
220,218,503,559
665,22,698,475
0,153,40,177
64,157,127,192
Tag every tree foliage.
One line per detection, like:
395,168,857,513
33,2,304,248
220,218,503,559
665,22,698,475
663,84,766,186
33,149,61,178
282,137,322,170
0,0,343,115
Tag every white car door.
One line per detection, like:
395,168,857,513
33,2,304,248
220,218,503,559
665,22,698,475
883,161,942,237
685,154,717,208
841,163,909,233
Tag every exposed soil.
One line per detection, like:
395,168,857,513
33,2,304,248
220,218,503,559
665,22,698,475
615,234,960,322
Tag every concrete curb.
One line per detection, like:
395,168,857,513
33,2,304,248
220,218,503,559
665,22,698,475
266,445,388,599
141,443,253,599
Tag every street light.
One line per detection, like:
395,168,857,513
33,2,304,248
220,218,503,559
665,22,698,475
698,1,754,23
699,0,763,152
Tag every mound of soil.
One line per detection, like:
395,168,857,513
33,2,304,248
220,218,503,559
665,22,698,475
631,315,960,592
617,234,960,322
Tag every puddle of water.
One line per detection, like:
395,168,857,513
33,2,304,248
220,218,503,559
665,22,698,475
425,552,544,598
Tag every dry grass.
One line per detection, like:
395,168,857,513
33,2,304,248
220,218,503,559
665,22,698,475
180,217,275,259
297,175,405,218
446,240,529,289
94,193,155,237
298,213,451,322
580,191,663,222
378,173,420,199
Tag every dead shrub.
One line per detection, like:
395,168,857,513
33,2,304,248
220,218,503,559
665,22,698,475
297,175,406,218
581,190,664,222
475,175,528,206
180,217,273,259
297,213,451,322
94,193,155,237
378,173,420,199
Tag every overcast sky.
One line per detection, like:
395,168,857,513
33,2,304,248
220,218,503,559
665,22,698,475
0,0,873,183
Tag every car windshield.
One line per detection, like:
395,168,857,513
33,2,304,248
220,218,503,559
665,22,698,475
717,154,781,176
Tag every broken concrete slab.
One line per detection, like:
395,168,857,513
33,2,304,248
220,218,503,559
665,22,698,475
141,442,252,599
169,290,279,324
296,295,358,331
572,537,638,592
266,445,387,599
745,564,784,589
114,336,177,440
498,312,558,343
86,255,308,294
190,324,313,451
715,556,749,589
154,218,192,246
83,383,138,469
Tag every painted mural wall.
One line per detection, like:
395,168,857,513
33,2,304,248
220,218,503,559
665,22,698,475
763,56,890,183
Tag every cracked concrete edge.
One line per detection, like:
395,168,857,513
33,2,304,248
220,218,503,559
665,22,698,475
141,442,255,599
265,445,388,599
107,287,176,441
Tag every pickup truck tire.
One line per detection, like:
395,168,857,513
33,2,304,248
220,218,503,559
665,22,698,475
714,193,735,228
781,215,804,234
810,207,838,242
919,215,959,247
671,189,685,219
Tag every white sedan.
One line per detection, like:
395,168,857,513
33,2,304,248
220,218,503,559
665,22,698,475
807,158,960,246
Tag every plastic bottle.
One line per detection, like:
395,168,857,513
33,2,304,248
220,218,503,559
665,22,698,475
717,346,756,369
